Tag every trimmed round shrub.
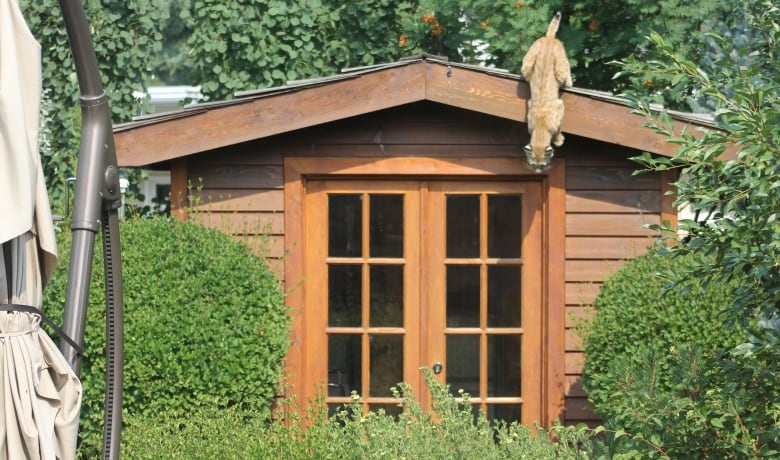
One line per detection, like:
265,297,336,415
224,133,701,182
43,216,289,458
581,248,742,416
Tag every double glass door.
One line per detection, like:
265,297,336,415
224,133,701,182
304,179,542,423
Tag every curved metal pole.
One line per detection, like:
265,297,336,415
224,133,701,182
57,1,124,459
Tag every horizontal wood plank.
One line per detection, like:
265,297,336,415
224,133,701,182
234,234,285,258
566,190,661,213
290,119,525,146
190,211,284,235
566,306,595,329
564,397,597,421
565,283,602,306
566,352,585,375
265,258,284,281
283,144,529,157
195,149,284,166
566,260,627,283
561,143,640,167
565,375,587,398
567,167,659,190
189,189,284,212
566,236,654,259
189,165,284,189
567,214,661,237
565,328,584,352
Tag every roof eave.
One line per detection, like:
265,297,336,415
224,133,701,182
115,58,719,168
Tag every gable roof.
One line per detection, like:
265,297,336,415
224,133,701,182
114,55,715,168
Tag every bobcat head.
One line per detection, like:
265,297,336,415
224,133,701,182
524,144,553,173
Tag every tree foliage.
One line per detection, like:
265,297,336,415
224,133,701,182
21,0,168,210
24,0,740,202
601,0,780,455
183,0,735,103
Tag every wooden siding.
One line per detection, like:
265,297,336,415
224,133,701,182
182,146,287,277
170,102,672,426
562,146,664,425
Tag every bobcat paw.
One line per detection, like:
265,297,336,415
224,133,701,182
553,132,565,147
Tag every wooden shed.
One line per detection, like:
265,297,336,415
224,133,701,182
114,55,709,426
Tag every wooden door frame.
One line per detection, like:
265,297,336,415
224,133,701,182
284,156,566,425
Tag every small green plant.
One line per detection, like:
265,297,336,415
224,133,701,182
123,368,600,459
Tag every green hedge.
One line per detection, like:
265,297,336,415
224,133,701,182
43,217,289,459
582,248,742,413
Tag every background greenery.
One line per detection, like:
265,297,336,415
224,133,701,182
43,217,289,459
584,1,779,456
21,0,746,208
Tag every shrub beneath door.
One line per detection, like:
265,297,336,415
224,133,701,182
123,368,600,459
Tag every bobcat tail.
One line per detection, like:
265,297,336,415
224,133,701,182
546,12,562,38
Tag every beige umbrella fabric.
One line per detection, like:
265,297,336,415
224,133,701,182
1,0,82,459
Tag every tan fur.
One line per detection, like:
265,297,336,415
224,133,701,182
521,12,572,171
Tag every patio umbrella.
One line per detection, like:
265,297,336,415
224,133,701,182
0,0,82,458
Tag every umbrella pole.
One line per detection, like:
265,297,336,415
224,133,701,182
57,1,124,459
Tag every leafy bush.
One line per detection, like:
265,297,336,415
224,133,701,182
580,249,764,458
586,344,779,458
122,368,599,459
43,216,289,459
582,248,742,408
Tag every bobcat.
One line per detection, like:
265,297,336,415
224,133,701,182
521,12,572,171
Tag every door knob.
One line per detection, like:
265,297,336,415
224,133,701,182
432,362,443,374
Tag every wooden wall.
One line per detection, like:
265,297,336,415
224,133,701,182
172,102,671,426
562,141,667,425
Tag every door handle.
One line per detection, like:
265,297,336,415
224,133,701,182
432,362,443,374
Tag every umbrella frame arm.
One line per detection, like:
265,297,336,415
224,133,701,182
57,1,125,459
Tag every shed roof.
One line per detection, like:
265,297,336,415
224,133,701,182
115,55,715,168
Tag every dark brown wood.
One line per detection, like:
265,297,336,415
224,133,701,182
112,72,705,427
565,375,587,398
189,164,284,189
564,397,595,421
661,170,679,227
567,167,660,190
425,62,527,122
170,158,188,222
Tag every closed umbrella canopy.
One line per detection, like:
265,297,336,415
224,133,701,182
1,1,82,459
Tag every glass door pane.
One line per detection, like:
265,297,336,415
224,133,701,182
308,182,420,416
427,182,543,425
